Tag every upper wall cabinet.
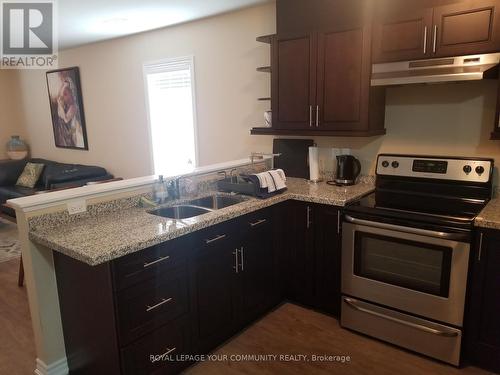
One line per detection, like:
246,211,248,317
373,0,500,63
251,0,386,137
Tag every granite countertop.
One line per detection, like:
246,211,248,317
475,197,500,230
29,178,374,266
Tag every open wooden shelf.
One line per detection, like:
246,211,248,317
250,127,387,137
256,66,271,73
256,34,275,44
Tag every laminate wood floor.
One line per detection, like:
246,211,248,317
186,303,493,375
0,258,36,375
0,255,493,375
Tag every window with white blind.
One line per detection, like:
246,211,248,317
144,56,198,176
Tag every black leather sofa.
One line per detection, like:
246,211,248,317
0,158,113,217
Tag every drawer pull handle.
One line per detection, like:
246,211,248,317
250,219,267,227
344,297,458,337
205,234,226,244
161,347,177,357
146,297,173,312
143,255,170,268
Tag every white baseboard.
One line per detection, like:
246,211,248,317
34,357,69,375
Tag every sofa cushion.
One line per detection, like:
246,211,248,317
30,159,108,189
16,162,45,188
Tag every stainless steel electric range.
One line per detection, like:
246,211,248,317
341,154,494,366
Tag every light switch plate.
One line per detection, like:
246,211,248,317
67,200,87,215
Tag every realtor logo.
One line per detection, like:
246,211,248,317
1,0,57,69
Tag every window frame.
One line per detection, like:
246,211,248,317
142,55,199,176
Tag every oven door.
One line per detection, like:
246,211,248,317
342,215,470,327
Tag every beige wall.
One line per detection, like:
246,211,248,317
13,2,500,184
313,80,500,186
15,4,275,178
0,70,26,159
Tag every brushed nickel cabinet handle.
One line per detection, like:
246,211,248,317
250,219,267,227
337,211,341,234
316,105,319,127
433,25,437,53
146,297,173,312
143,255,170,268
240,246,244,271
423,26,428,54
205,234,226,244
309,105,313,127
233,249,239,273
478,232,484,262
306,206,312,229
344,297,458,337
161,347,176,356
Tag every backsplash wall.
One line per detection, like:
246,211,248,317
311,80,500,186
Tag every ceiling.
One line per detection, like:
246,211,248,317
57,0,272,50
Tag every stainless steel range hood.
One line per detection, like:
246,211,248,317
371,53,500,86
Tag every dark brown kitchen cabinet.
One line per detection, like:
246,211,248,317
433,0,500,57
287,201,342,317
255,0,386,136
373,0,500,63
372,8,434,62
272,33,316,130
465,229,500,373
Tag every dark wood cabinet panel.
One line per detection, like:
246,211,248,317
289,202,317,306
465,229,500,373
314,206,342,317
317,28,364,129
372,8,433,62
433,0,500,57
238,211,276,323
191,239,237,353
272,34,316,129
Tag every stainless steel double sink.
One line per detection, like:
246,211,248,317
148,193,250,219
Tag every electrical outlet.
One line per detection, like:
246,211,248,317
67,200,87,215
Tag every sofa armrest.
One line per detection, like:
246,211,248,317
0,160,28,186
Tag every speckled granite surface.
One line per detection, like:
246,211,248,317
29,178,374,266
475,197,500,230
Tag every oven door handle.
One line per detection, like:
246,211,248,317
344,215,469,242
343,297,459,337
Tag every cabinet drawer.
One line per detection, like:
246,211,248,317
191,220,237,251
121,317,191,375
116,265,189,345
112,236,189,291
239,208,272,234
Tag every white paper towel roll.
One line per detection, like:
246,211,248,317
309,146,320,182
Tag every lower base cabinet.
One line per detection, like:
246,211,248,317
54,201,343,374
465,229,500,373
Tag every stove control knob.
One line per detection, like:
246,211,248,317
382,160,389,168
476,166,485,175
463,165,472,174
391,161,399,168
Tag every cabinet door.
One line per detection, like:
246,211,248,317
190,229,238,353
432,0,500,57
289,201,316,306
314,205,342,317
272,34,316,129
372,8,433,62
465,230,500,373
316,28,367,131
238,210,276,323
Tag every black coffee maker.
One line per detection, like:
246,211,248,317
334,155,361,186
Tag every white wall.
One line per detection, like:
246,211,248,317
15,4,275,178
0,70,26,159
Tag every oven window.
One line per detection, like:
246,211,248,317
353,232,452,297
